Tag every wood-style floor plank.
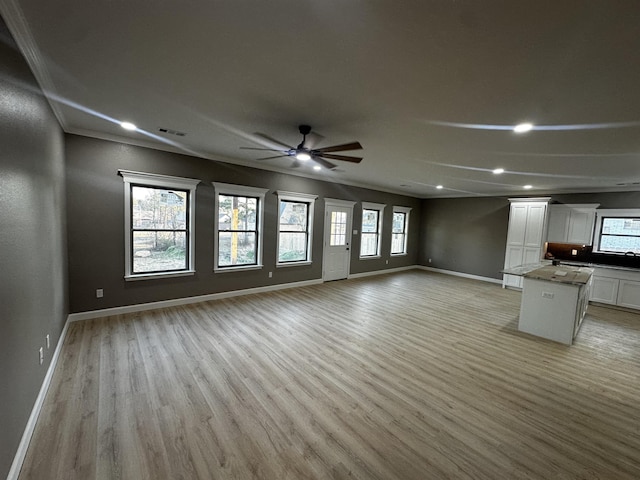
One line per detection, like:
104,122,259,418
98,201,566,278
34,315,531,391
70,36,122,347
19,270,640,479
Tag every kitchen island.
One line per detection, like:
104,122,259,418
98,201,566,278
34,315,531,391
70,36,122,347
503,264,593,345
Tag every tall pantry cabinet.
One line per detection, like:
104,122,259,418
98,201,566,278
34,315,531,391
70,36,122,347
502,198,551,288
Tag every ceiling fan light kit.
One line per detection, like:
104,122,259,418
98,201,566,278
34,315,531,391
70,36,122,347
241,125,363,170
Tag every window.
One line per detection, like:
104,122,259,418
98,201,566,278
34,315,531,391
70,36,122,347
595,209,640,254
391,206,411,255
360,202,385,258
213,183,268,271
120,170,199,280
277,191,317,266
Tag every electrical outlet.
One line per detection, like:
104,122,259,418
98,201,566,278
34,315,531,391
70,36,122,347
268,271,273,278
571,249,578,256
96,288,104,298
39,347,44,365
386,260,389,264
429,258,432,263
46,334,50,349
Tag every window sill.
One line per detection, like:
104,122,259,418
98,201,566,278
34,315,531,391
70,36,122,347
390,252,408,257
359,255,381,260
214,264,263,273
125,270,196,282
276,261,312,268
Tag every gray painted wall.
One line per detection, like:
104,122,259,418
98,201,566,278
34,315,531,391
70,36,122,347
66,135,421,313
0,20,67,479
419,192,640,280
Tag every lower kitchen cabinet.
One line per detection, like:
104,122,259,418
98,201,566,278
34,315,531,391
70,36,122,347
590,267,640,310
617,280,640,309
590,276,619,304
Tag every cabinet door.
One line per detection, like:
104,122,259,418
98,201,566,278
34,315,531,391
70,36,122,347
507,204,528,245
522,247,542,265
503,245,524,288
547,206,570,243
567,210,596,245
590,276,619,304
617,280,640,310
524,203,547,248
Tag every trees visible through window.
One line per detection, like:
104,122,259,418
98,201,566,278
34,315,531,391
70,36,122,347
218,195,258,267
277,191,317,265
120,170,199,280
360,202,385,258
131,186,188,273
279,201,309,262
213,183,268,271
391,206,411,255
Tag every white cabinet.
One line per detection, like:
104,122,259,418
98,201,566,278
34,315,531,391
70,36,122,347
503,198,550,289
547,204,599,245
590,276,619,304
590,267,640,310
617,280,640,309
519,273,592,345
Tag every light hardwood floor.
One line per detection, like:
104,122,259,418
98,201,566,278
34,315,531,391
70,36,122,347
19,270,640,479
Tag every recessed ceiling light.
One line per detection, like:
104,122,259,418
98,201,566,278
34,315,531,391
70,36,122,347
313,165,321,171
436,185,444,189
493,168,505,175
514,123,533,133
523,185,533,189
120,121,137,131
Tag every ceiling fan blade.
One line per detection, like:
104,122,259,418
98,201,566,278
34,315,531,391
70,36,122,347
254,133,293,149
240,147,286,152
311,155,337,170
314,141,362,153
319,153,363,163
303,131,325,150
255,154,290,161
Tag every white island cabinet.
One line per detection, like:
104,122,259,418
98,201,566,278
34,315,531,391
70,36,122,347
518,265,593,345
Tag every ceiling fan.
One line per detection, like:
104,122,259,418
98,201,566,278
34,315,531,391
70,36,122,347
241,125,363,170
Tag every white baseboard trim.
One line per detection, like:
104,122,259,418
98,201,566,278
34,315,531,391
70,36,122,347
418,266,503,285
68,278,324,322
348,265,418,279
7,316,71,480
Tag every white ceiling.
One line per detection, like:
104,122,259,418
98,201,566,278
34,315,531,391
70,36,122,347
2,0,640,198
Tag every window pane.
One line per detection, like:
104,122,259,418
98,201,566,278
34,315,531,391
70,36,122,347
391,233,405,254
600,217,640,253
219,195,257,231
132,186,187,230
392,212,406,233
133,231,187,273
330,211,347,246
361,232,379,256
278,232,307,262
280,201,308,231
362,209,379,233
218,232,257,266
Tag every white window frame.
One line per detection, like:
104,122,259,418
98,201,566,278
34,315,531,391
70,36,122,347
594,209,640,254
391,206,412,256
212,182,268,272
360,202,386,259
276,191,317,267
119,170,200,281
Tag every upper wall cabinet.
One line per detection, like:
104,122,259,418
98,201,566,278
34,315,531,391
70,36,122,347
547,204,600,245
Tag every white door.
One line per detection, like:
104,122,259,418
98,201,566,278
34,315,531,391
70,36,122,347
323,203,353,281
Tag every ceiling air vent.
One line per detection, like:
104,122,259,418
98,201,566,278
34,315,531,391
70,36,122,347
158,127,186,137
